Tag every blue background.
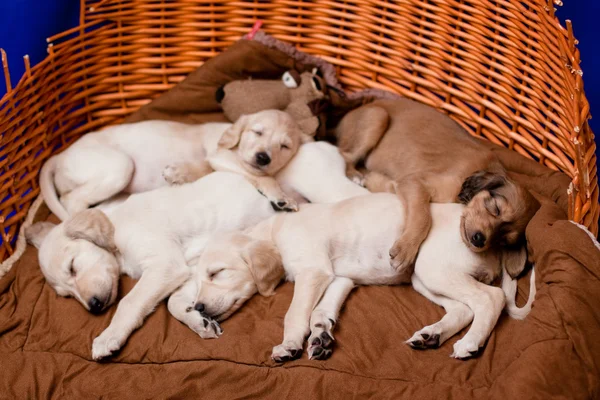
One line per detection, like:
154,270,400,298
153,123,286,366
0,1,598,159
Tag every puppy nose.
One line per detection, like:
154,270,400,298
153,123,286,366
471,232,486,248
255,152,271,166
194,303,205,313
88,296,104,314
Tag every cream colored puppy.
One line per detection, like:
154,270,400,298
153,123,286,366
27,172,277,360
40,109,309,221
192,196,535,362
26,141,358,361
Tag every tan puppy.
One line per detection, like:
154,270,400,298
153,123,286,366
330,98,540,279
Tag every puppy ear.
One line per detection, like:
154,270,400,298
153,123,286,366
458,171,506,204
501,244,527,278
243,240,284,296
25,222,56,249
219,115,248,149
64,209,117,252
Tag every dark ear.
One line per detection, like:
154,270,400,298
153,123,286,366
64,209,117,252
25,222,56,249
243,240,284,296
458,171,506,204
218,115,248,149
501,244,527,278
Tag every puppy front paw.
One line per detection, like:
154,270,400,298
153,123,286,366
389,238,418,276
92,329,123,361
163,163,193,185
195,313,223,339
269,196,298,212
271,341,303,363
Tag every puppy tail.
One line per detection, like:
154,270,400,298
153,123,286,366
39,156,70,221
501,266,536,320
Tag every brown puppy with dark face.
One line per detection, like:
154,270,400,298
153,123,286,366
329,98,540,280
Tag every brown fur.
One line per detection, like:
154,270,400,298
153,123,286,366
331,98,540,275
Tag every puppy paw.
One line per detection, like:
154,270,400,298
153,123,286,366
194,313,223,339
389,238,418,274
269,196,298,212
163,163,192,185
92,329,123,361
406,325,441,349
451,338,480,360
271,341,303,363
351,175,366,187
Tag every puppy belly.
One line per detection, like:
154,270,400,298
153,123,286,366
332,247,400,285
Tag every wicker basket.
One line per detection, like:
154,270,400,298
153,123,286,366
0,0,597,263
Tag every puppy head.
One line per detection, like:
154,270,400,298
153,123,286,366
25,209,120,314
193,232,283,321
458,171,540,261
218,109,312,175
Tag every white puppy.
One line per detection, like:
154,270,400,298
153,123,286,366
26,141,355,361
191,195,535,362
40,109,309,221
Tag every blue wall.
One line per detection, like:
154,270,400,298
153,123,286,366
0,1,598,159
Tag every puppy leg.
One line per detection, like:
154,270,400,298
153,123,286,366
306,277,355,360
163,160,213,185
167,278,222,339
208,150,297,211
59,146,134,214
421,272,505,359
389,174,432,278
407,275,473,349
336,105,389,185
254,176,298,212
271,269,334,362
363,171,395,194
92,247,190,360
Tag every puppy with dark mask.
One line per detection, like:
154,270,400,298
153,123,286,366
327,97,540,280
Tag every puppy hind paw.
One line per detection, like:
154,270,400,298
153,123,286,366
406,327,441,350
451,338,480,360
163,163,192,185
271,342,303,363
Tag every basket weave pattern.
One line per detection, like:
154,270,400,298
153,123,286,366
0,0,596,261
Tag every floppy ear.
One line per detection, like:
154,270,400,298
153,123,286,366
218,115,248,149
243,240,284,296
501,244,527,279
25,222,56,249
458,171,506,204
64,209,117,252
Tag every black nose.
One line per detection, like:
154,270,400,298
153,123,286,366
255,152,271,166
194,303,205,313
88,297,104,314
471,232,486,248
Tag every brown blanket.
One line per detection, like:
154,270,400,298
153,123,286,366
1,35,599,400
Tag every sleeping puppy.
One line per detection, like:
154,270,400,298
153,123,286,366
25,141,357,361
190,194,535,362
27,172,277,360
326,98,541,280
40,109,310,221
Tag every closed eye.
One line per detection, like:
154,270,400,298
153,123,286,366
281,143,290,150
69,261,76,277
253,130,262,136
208,269,224,280
484,197,500,217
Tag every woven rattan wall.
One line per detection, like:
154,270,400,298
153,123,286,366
0,0,596,261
